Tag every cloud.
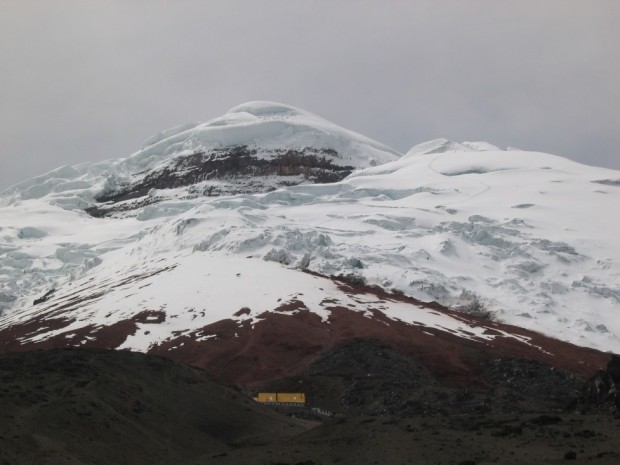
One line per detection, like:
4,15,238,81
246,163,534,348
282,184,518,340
0,0,618,189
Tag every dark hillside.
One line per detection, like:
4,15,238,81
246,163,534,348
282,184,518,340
1,347,619,465
0,348,308,465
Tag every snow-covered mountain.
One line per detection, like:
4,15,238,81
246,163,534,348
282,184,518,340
0,102,398,218
0,102,619,371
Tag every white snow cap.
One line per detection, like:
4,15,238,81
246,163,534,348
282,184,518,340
125,101,401,174
0,101,401,203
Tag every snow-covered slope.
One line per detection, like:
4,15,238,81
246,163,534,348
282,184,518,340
406,138,501,156
0,107,619,357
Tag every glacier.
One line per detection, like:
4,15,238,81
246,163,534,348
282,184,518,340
0,102,619,354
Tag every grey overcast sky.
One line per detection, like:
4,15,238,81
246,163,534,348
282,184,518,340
1,1,619,190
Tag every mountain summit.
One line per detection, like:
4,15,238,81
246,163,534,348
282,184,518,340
1,101,399,218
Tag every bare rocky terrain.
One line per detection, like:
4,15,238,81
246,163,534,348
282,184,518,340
1,347,619,465
86,146,354,218
203,413,620,465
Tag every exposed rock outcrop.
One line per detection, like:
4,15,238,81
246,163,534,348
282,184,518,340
578,356,620,414
87,147,355,217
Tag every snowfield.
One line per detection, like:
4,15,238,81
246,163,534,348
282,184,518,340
0,102,619,354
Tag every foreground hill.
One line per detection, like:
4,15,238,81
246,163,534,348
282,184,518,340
1,348,619,465
0,348,308,465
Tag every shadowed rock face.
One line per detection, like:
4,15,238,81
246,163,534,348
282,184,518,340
86,146,354,217
578,356,620,414
256,338,585,416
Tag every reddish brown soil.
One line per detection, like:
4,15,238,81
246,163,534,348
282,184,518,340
0,310,165,353
0,278,612,391
149,304,610,390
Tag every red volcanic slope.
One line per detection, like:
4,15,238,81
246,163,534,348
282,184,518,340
0,275,611,390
